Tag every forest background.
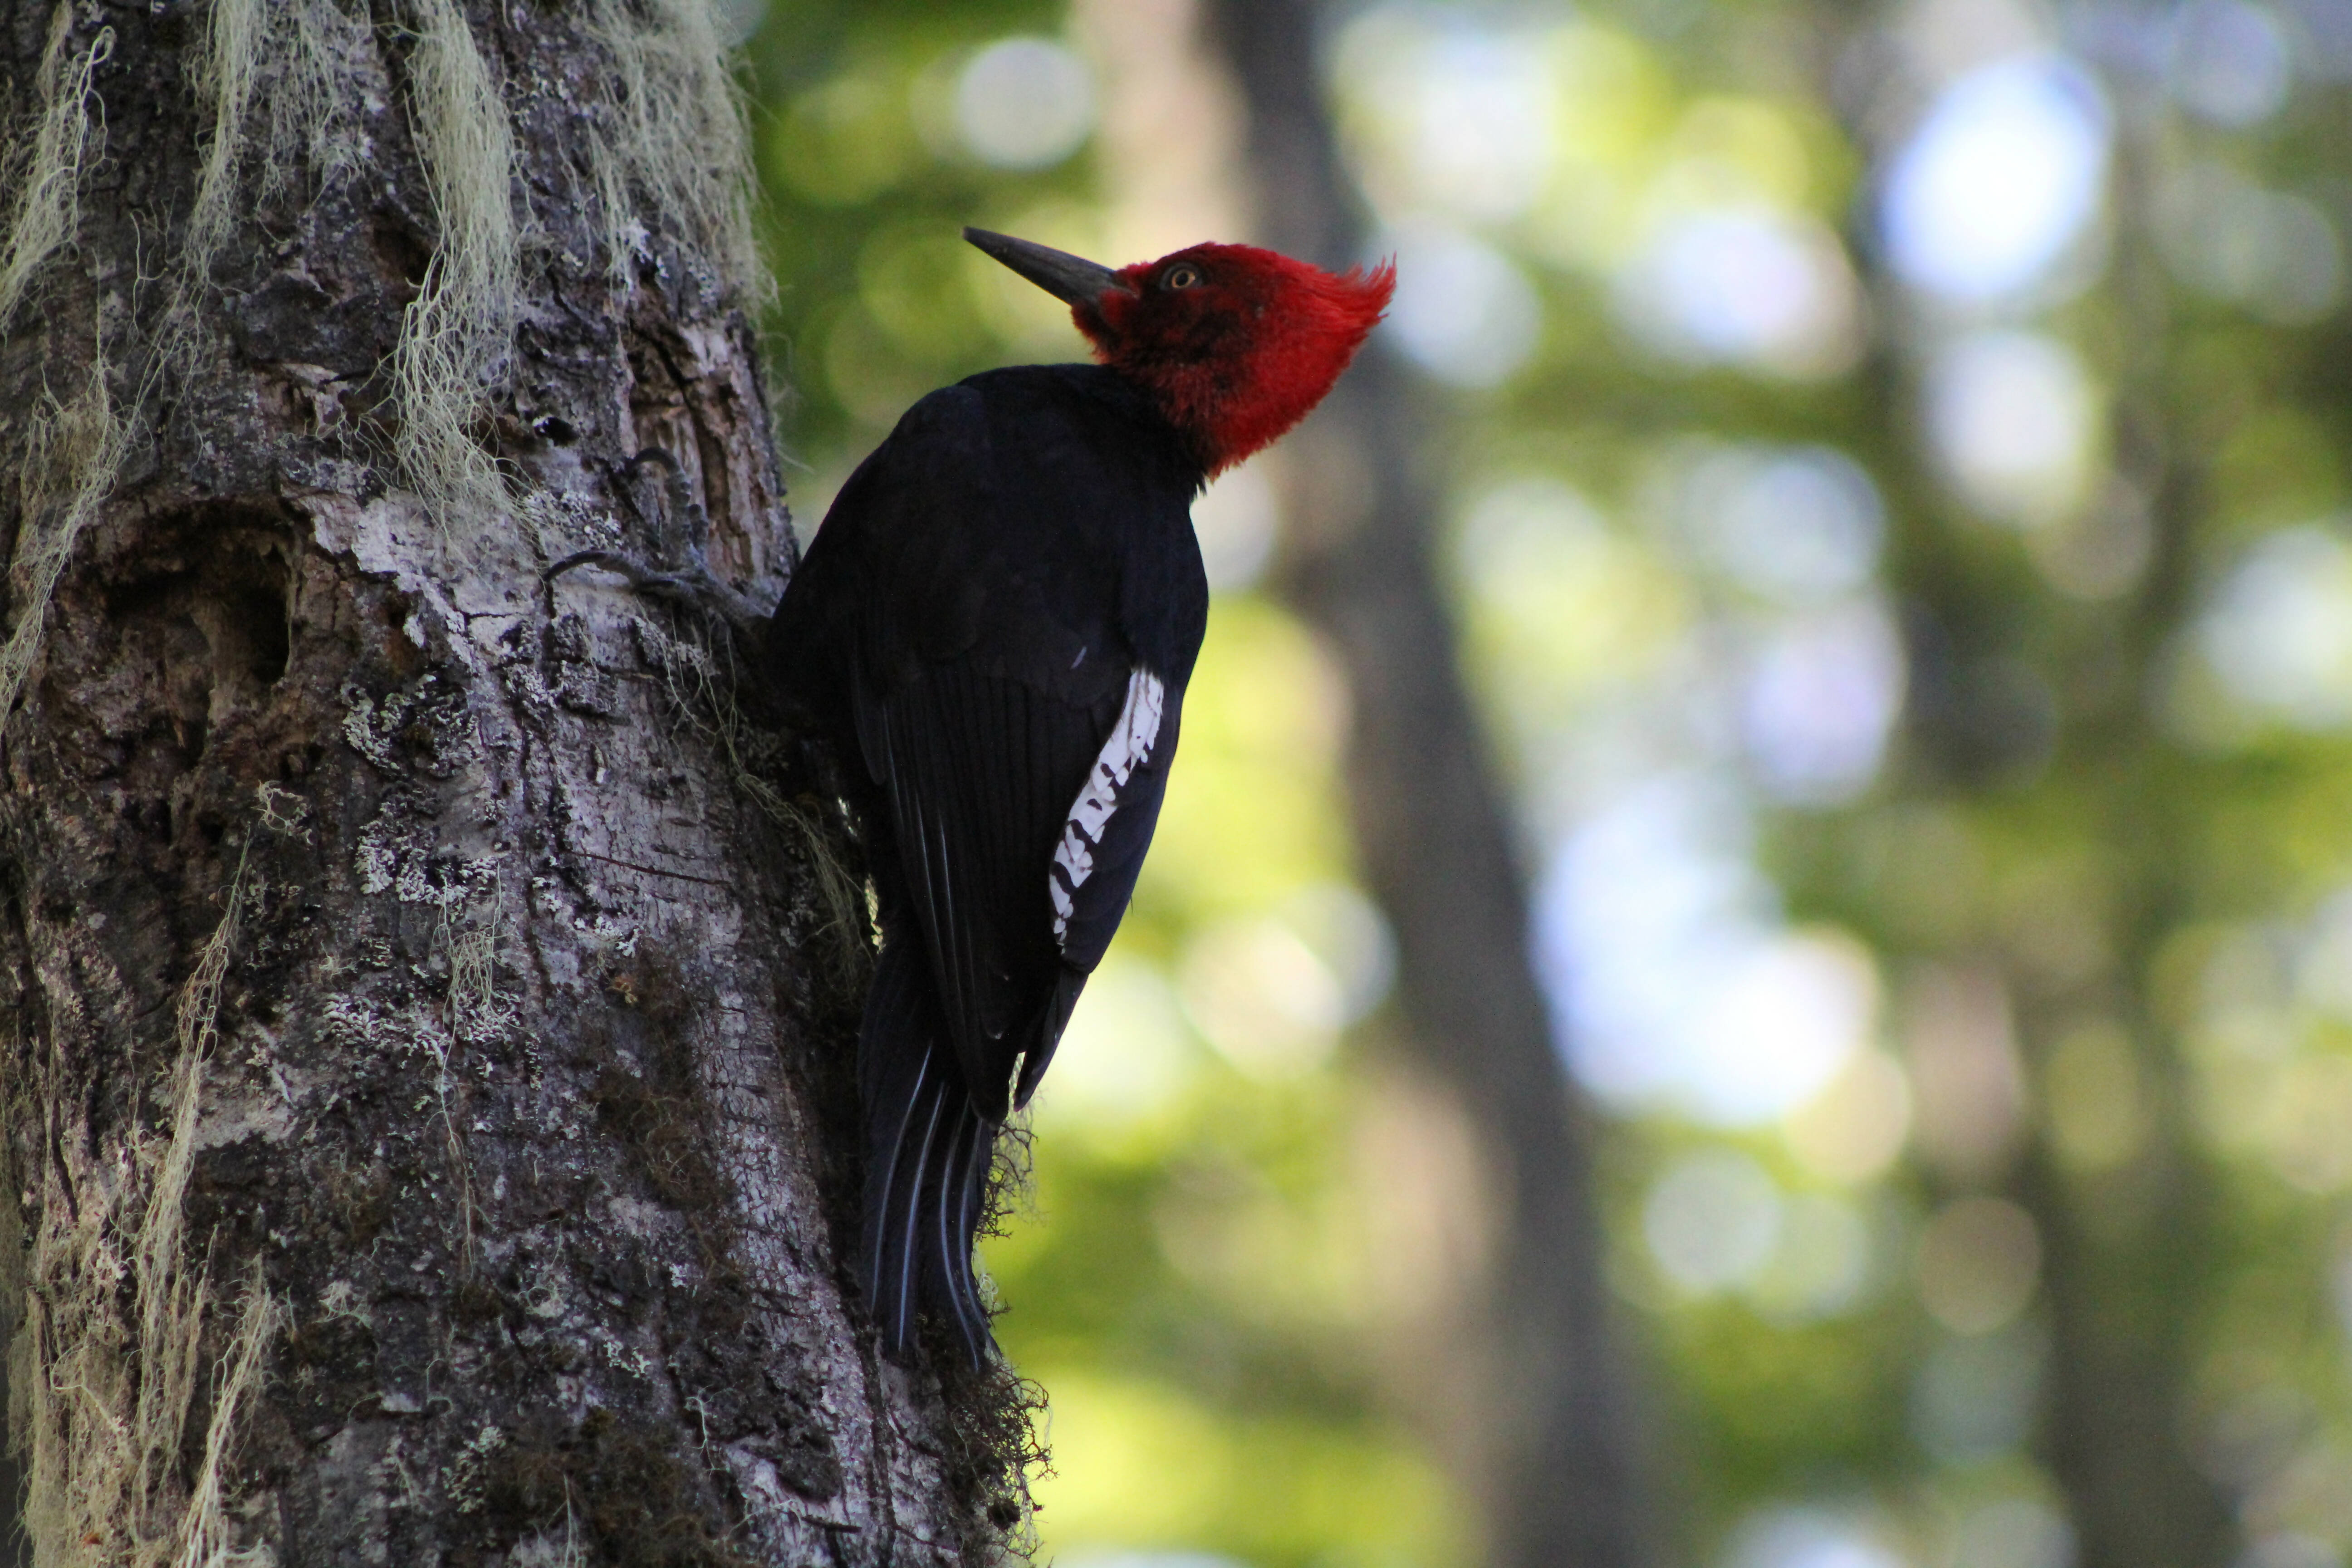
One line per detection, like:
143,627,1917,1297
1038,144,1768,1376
734,0,2352,1565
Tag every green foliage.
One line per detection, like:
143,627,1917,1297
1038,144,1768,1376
741,0,2352,1563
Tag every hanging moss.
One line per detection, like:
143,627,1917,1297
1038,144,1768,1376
17,818,288,1568
391,0,521,526
0,9,109,333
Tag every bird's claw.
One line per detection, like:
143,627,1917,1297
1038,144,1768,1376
543,549,766,639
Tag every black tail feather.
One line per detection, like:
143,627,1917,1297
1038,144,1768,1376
926,1103,982,1353
940,1100,994,1354
857,937,1000,1366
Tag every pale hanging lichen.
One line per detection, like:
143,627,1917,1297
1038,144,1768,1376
160,0,365,420
3,0,772,616
172,1266,282,1568
0,358,128,726
392,0,522,526
265,0,369,196
583,0,766,301
0,10,111,333
188,0,769,527
185,0,367,229
184,0,265,289
0,11,127,728
19,820,288,1568
0,17,287,1562
381,0,770,525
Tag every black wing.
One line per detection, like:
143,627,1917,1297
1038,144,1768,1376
1009,665,1184,1103
858,657,1126,1118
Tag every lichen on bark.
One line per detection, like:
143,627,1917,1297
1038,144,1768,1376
0,3,1036,1562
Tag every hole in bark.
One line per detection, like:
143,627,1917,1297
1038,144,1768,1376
237,584,292,686
103,570,194,625
101,507,295,718
372,211,434,293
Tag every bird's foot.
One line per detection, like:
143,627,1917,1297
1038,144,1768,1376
543,549,767,641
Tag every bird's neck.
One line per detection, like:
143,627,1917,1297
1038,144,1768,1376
1107,337,1355,477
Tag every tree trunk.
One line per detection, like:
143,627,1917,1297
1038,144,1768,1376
0,3,1027,1563
1204,6,1656,1567
2009,89,2234,1568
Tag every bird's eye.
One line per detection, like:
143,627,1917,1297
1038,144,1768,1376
1162,264,1202,290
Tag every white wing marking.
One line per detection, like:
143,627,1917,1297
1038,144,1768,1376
1050,668,1165,948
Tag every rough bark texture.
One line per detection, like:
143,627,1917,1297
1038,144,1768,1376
1205,5,1655,1566
0,3,1027,1563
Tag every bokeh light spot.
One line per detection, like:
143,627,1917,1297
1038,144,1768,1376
2171,0,2292,125
1616,209,1862,379
1882,55,2110,303
1746,1191,1876,1321
1644,1149,1784,1293
1679,445,1886,605
1544,779,1881,1124
1784,1051,1914,1184
1379,224,1542,387
1723,1507,1907,1568
1924,330,2099,524
1030,956,1200,1149
1741,601,1906,806
2200,524,2352,728
1916,1196,2042,1334
1333,10,1559,223
956,38,1097,170
1191,461,1279,594
1180,917,1347,1079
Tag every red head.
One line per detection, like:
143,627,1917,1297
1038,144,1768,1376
965,228,1394,475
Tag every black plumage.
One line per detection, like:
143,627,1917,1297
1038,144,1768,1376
751,225,1390,1363
768,363,1210,1362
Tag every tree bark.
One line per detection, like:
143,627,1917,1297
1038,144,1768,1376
0,3,1027,1563
1203,6,1655,1567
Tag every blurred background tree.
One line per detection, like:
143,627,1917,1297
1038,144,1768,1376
736,0,2352,1564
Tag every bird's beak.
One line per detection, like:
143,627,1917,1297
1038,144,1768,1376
963,227,1126,306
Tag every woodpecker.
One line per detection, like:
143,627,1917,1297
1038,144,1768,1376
766,228,1392,1363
